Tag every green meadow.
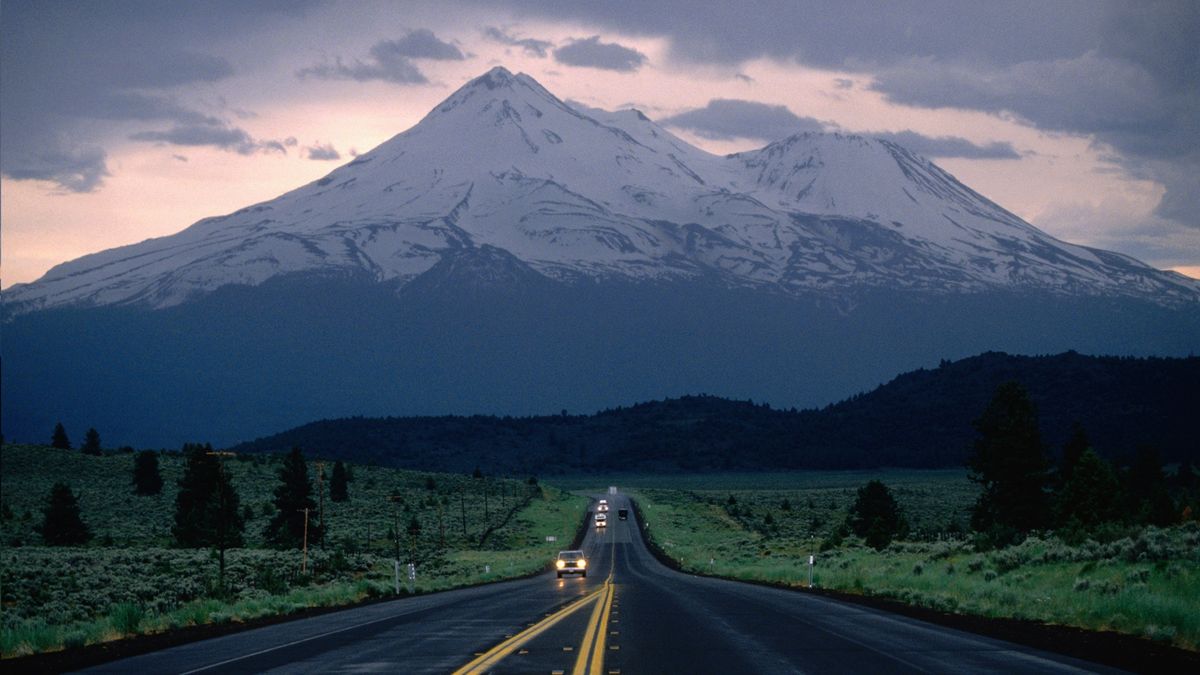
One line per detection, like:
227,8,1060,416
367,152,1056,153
0,444,587,658
628,474,1200,651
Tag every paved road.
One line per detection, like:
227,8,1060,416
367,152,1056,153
86,494,1121,674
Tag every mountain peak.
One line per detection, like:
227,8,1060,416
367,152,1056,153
476,65,517,89
433,65,560,118
5,66,1198,317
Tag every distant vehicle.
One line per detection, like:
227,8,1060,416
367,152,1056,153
556,550,587,578
595,512,608,528
597,499,609,512
618,508,628,520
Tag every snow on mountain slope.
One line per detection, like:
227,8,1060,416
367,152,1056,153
5,66,1198,314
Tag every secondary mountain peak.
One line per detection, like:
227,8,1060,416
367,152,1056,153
5,67,1198,316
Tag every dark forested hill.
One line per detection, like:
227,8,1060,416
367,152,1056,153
232,352,1198,474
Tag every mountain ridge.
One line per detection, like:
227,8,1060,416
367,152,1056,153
228,351,1200,473
6,66,1197,316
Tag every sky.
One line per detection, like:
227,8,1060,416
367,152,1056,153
2,0,1198,289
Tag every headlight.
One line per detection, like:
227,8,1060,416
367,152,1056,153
578,560,586,568
556,560,565,569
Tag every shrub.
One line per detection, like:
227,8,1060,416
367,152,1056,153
108,602,144,636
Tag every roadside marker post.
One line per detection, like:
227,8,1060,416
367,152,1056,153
808,555,815,588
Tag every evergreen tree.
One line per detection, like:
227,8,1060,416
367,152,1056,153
967,382,1051,541
51,422,71,450
266,447,319,548
1125,446,1177,526
1174,459,1197,491
41,482,91,545
133,450,164,495
172,444,244,548
847,480,908,550
1059,422,1089,485
329,460,349,502
172,443,244,591
81,428,102,455
1055,449,1123,531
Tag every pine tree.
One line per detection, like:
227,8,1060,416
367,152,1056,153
1125,446,1177,526
172,444,244,548
847,480,908,550
81,428,102,455
41,482,91,545
51,422,71,450
329,460,349,502
172,444,244,591
1059,422,1089,485
968,382,1051,542
1055,449,1123,531
266,447,319,548
133,450,164,496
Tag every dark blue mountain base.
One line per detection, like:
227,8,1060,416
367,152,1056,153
4,272,1198,454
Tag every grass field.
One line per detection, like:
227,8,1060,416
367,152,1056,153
0,444,587,658
629,475,1200,651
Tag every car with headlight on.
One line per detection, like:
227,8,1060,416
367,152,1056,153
595,512,608,528
597,499,609,512
556,550,587,578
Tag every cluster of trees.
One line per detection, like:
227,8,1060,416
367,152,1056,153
37,443,341,572
50,422,103,455
968,381,1194,546
833,379,1196,552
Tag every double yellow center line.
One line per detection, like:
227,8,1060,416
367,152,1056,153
455,511,619,675
571,578,615,675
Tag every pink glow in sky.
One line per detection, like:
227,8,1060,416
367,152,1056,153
3,1,1197,288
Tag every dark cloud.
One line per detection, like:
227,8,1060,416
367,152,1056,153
482,1,1100,69
306,143,341,161
480,0,1199,230
0,0,308,192
873,131,1021,160
833,78,854,90
131,124,258,154
297,30,464,85
298,54,427,85
660,99,826,142
483,26,553,57
1,145,109,193
261,140,289,155
80,92,222,125
554,36,646,72
130,121,289,156
379,29,465,61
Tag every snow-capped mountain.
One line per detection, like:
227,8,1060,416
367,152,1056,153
6,66,1197,315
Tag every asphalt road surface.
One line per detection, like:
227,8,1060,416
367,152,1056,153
85,493,1122,674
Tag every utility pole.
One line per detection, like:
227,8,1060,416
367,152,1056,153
459,487,467,537
388,495,403,594
297,507,310,574
437,498,446,549
314,461,325,547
